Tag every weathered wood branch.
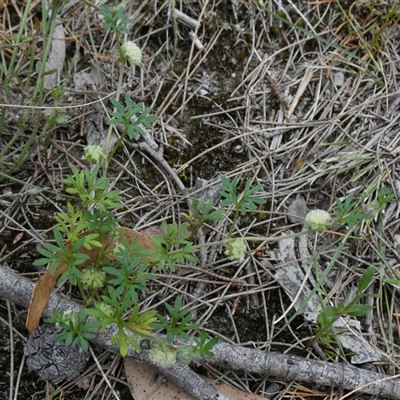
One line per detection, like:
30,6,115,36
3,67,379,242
0,264,224,400
1,264,400,399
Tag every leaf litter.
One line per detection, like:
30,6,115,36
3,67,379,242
2,1,400,399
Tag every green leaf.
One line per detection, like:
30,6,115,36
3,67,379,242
317,306,340,327
345,213,369,226
358,266,375,292
120,337,128,357
33,257,52,266
152,297,201,342
323,306,341,319
220,176,238,206
131,125,146,137
85,307,114,332
37,243,59,255
219,176,265,216
65,187,79,194
384,278,400,286
126,305,157,336
81,233,102,250
54,229,65,248
110,97,126,115
346,304,373,317
126,335,141,352
77,337,89,352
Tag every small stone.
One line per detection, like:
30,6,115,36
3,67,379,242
287,198,308,223
333,71,345,87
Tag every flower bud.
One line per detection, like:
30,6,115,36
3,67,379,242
83,144,105,164
225,238,246,262
96,302,114,317
148,345,176,367
81,268,107,289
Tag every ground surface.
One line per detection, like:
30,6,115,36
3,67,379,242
2,0,400,399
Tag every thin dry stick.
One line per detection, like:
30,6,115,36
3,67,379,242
174,8,200,29
133,141,187,194
7,301,14,400
180,0,209,119
156,25,224,117
88,346,121,400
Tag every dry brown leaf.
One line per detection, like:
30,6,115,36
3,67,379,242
26,227,156,334
124,357,269,400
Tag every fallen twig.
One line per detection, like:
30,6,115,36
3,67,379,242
0,264,225,400
133,141,188,194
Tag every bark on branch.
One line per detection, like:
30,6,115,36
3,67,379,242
1,264,400,399
0,265,223,400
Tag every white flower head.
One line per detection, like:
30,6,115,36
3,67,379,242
225,238,247,262
122,41,142,66
305,209,331,231
83,144,105,164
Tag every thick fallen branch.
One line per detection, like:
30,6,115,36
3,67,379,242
0,264,224,400
1,264,400,399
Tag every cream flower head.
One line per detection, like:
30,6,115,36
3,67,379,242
121,41,142,66
305,209,331,231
